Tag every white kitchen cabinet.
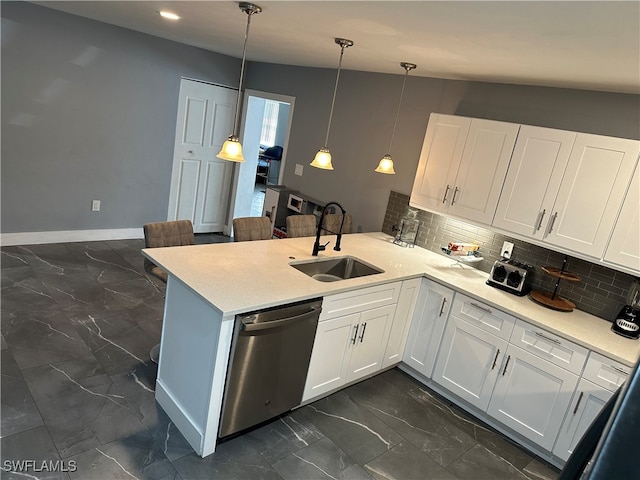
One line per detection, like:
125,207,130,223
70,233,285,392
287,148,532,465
410,114,519,224
604,162,640,273
543,134,639,257
553,352,630,461
487,344,579,451
303,282,401,402
402,278,454,377
493,125,577,237
383,278,422,368
431,295,515,410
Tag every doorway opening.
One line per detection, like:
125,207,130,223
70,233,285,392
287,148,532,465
228,90,295,225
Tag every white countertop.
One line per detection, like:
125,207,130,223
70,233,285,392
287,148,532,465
143,232,640,366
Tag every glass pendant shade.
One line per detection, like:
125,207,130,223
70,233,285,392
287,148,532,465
311,147,334,170
375,154,396,174
217,136,245,162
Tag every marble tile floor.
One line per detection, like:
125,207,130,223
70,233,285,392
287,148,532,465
1,239,560,480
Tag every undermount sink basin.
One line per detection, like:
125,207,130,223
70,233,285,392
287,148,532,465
290,256,384,282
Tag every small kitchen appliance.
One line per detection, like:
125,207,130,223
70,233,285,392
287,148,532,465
486,258,534,296
611,280,640,339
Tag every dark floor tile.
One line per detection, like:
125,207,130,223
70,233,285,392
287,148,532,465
173,435,282,480
1,333,7,350
347,372,477,467
15,244,88,276
299,389,403,466
246,410,325,464
446,443,530,480
364,441,458,480
523,457,560,480
1,309,92,369
67,431,179,480
409,384,534,469
1,349,44,437
22,355,146,458
65,242,145,284
1,247,30,269
105,276,166,311
1,426,71,480
272,436,372,480
1,273,60,313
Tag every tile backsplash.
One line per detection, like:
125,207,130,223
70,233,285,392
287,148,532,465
382,190,637,322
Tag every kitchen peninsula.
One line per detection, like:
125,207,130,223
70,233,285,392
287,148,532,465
143,232,640,461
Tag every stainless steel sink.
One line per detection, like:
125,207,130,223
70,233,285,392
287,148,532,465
290,256,384,282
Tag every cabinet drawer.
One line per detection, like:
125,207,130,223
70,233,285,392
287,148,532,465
320,282,401,321
451,294,515,340
582,351,630,392
510,320,588,375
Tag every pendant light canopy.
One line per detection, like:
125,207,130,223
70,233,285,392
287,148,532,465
375,62,417,174
311,38,354,171
217,2,262,163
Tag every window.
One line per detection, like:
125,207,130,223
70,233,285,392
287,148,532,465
259,100,280,147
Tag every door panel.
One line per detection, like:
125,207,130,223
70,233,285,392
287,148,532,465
183,97,207,145
348,305,396,382
200,161,233,228
175,159,200,221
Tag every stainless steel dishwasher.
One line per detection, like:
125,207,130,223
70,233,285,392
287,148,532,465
219,298,322,438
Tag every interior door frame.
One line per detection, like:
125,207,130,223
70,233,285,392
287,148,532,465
226,89,295,233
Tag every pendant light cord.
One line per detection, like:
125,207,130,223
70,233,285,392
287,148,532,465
324,44,347,147
232,9,255,137
387,67,410,154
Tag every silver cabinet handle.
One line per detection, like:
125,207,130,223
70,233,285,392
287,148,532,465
612,366,629,376
545,212,558,236
536,209,546,231
470,302,492,314
358,322,367,343
188,150,194,154
502,355,511,376
442,185,451,204
534,331,561,345
492,349,500,370
439,298,448,317
573,391,584,415
351,325,359,345
451,187,460,205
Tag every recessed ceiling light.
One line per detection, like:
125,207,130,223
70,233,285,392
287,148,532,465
159,11,180,21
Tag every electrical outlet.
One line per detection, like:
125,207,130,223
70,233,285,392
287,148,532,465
295,164,304,176
502,241,514,259
91,200,101,212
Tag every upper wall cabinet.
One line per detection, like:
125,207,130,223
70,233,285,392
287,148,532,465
494,128,639,258
603,162,640,272
410,114,519,225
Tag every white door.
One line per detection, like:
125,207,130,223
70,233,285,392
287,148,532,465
493,126,576,238
347,305,396,382
544,134,640,258
167,79,236,233
487,344,579,451
402,279,454,378
432,314,507,410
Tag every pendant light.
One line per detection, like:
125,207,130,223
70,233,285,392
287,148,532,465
375,62,417,174
311,38,354,170
216,2,262,163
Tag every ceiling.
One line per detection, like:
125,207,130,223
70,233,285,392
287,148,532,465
32,1,640,94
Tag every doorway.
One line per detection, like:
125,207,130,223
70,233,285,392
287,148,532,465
228,90,295,225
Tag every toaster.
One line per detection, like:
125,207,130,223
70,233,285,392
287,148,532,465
486,259,534,296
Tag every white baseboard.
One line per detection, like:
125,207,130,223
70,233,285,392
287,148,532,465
1,228,144,246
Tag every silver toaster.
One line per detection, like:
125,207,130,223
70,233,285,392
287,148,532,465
486,259,534,296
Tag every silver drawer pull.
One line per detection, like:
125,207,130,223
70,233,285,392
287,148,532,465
359,322,367,343
439,298,448,317
535,209,546,232
534,331,561,345
470,302,492,314
502,355,511,376
612,366,628,376
442,185,451,204
451,186,460,205
492,349,500,370
573,391,584,415
351,325,359,345
546,212,558,236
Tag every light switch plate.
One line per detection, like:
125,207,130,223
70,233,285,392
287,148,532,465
295,164,303,176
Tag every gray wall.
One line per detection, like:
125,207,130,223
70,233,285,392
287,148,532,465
3,2,640,236
1,2,240,233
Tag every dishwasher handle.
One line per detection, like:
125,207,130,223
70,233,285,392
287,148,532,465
241,306,321,332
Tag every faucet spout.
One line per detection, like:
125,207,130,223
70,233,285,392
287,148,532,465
312,202,346,256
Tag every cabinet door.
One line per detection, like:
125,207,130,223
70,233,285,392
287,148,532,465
383,278,421,368
348,305,396,383
553,378,614,462
604,162,640,273
410,114,471,212
544,134,640,257
487,344,579,451
432,314,508,410
402,279,454,377
493,126,576,238
302,313,359,402
448,119,519,224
